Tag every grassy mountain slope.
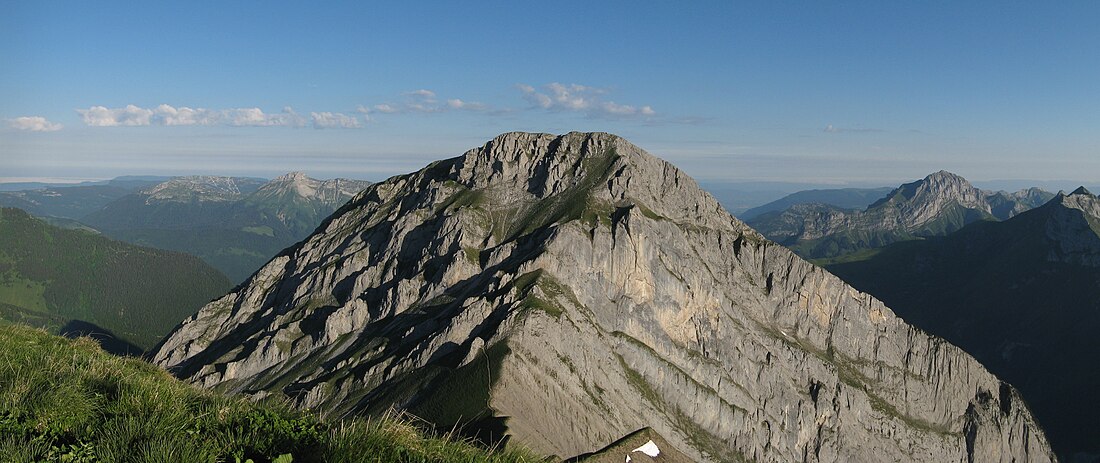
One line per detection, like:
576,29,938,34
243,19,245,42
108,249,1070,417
0,207,232,352
0,325,538,463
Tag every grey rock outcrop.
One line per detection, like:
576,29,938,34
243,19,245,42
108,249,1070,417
153,132,1054,462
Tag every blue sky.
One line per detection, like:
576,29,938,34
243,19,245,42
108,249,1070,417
2,1,1099,185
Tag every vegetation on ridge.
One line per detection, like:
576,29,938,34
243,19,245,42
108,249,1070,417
0,325,540,463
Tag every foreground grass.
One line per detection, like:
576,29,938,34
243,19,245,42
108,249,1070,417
0,325,540,463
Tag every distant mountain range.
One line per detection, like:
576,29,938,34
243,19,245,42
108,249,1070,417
152,132,1053,461
738,187,893,220
826,187,1100,459
0,175,173,192
0,207,232,353
0,177,169,219
747,171,1055,260
6,173,371,283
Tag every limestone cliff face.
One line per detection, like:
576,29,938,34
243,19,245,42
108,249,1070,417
152,132,1054,462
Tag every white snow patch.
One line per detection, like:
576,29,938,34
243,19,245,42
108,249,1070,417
632,440,660,457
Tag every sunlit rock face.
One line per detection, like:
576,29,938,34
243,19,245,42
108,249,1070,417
153,132,1055,462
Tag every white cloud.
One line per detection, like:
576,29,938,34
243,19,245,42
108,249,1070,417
224,106,306,127
354,105,374,123
7,116,63,132
78,104,154,126
366,89,491,115
406,89,437,100
824,124,883,134
76,104,308,128
371,104,400,114
518,82,655,118
310,112,362,129
154,104,219,126
446,98,487,111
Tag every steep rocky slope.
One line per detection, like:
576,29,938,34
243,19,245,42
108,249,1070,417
828,187,1100,459
748,171,1053,260
153,132,1054,462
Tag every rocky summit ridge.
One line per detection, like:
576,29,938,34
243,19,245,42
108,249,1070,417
152,132,1054,462
257,172,369,205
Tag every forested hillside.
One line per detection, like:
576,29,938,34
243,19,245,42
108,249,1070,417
0,207,232,352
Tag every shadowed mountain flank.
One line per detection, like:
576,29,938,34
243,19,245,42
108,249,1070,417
827,188,1100,458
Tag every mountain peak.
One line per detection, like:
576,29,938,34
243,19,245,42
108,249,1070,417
1070,186,1093,196
862,170,987,222
249,172,370,208
438,131,740,237
152,132,1053,461
924,169,967,182
273,171,310,182
916,170,974,193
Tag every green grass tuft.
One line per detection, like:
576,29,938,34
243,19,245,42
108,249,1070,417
0,325,541,463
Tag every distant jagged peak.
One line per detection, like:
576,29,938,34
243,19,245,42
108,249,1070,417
867,169,984,213
924,169,968,183
141,175,263,203
267,171,370,188
253,171,371,204
913,170,975,193
1006,186,1054,201
1070,186,1093,197
1054,186,1100,218
272,171,310,182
